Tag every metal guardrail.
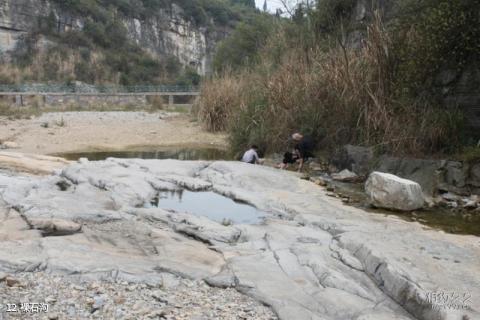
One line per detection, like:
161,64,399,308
0,84,199,93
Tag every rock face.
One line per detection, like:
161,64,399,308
0,0,223,74
122,4,221,75
0,151,70,174
365,171,425,211
0,159,479,320
331,146,480,196
331,144,374,177
375,156,443,196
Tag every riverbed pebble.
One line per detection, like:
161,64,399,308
0,272,277,319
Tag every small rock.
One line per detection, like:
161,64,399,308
147,310,167,318
312,177,327,186
92,295,105,310
447,201,458,209
48,313,59,320
151,290,168,303
463,200,477,210
72,285,85,291
67,305,76,317
331,169,359,182
309,161,323,171
0,272,7,281
127,285,137,291
5,276,22,287
114,296,126,304
1,141,19,149
441,192,459,202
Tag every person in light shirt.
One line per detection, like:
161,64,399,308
241,145,260,164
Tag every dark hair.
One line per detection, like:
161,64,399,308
251,145,259,149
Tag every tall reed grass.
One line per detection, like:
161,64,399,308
195,12,463,156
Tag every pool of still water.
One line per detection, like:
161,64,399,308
152,190,265,225
56,147,231,161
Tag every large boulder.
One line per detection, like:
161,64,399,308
365,172,425,211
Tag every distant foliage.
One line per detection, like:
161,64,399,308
393,0,480,94
214,14,275,71
313,0,356,32
52,0,254,26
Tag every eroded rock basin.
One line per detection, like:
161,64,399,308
153,190,265,225
0,158,479,320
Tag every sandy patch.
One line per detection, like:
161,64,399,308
0,112,227,155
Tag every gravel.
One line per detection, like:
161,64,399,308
0,272,277,320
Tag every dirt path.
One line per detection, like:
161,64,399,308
0,111,227,155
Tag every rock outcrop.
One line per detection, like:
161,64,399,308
0,151,70,174
0,0,224,74
331,145,480,196
0,159,479,320
331,144,374,177
365,171,425,211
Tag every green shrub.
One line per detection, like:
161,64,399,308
393,0,480,94
313,0,356,32
213,14,275,71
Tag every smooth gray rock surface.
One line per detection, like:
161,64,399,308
0,159,479,320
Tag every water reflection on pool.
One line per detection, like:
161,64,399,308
152,190,265,225
56,147,231,161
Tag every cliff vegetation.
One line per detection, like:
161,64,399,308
0,0,257,85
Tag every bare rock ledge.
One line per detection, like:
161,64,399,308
0,158,478,320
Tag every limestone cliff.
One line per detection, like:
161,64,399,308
0,0,229,76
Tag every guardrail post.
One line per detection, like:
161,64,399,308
168,95,174,107
15,94,23,107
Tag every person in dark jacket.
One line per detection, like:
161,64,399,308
278,132,315,171
292,132,315,171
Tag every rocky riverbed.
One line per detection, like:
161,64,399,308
1,272,275,319
0,156,479,320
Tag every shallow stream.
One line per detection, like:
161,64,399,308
56,146,479,235
55,146,231,161
329,180,480,236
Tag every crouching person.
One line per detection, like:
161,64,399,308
241,145,260,164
